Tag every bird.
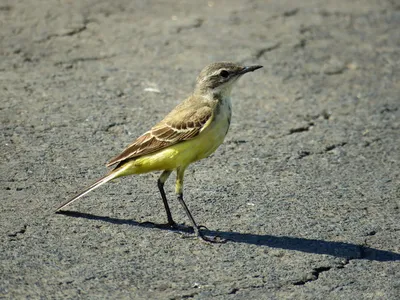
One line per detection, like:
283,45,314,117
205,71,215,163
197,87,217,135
56,62,263,242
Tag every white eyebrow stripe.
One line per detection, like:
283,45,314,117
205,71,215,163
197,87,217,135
210,69,222,77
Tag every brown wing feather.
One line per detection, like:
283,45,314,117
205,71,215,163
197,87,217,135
106,97,214,167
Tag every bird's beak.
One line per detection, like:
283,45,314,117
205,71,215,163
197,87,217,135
238,65,263,75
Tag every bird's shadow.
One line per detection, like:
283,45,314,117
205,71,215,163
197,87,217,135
57,210,400,262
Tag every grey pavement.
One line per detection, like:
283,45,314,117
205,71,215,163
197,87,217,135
1,0,399,299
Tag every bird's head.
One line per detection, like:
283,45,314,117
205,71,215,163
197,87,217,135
194,62,263,98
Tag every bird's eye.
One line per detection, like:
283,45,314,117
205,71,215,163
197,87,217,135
220,70,229,78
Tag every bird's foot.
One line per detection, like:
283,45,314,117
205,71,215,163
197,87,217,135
164,220,179,229
197,232,227,243
178,227,227,243
195,226,228,244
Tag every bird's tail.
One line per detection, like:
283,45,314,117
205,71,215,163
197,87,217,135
55,168,124,212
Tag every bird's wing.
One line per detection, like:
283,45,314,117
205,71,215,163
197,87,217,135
106,100,214,167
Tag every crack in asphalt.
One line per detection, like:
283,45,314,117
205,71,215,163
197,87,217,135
325,142,347,152
175,18,204,33
292,259,350,286
34,18,89,43
7,224,27,237
54,54,117,66
253,42,281,59
288,122,314,134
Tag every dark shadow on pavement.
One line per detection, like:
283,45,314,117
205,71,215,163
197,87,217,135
57,210,400,262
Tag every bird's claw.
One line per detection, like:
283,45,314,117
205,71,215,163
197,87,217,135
196,228,227,244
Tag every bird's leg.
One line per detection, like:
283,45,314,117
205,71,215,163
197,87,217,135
175,167,226,243
157,170,177,227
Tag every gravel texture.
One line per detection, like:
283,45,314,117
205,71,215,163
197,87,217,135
1,0,399,299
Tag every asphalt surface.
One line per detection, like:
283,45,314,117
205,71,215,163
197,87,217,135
1,0,399,299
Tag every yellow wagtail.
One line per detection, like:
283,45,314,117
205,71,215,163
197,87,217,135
56,62,262,242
